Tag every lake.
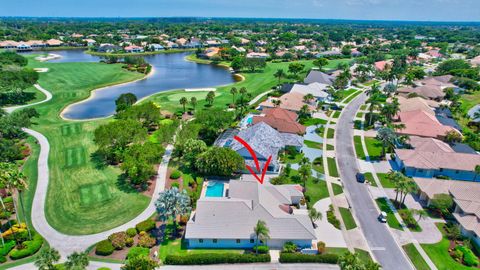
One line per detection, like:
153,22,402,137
25,50,236,119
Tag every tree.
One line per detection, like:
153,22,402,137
179,96,188,113
313,58,329,71
155,187,191,237
309,208,322,227
298,163,312,188
444,130,462,144
376,127,397,158
64,252,89,270
253,220,270,253
388,170,405,205
230,56,245,71
273,69,286,84
412,209,428,223
121,255,158,270
116,102,161,130
299,104,310,119
475,165,480,182
190,97,197,112
446,223,462,241
244,58,266,72
195,147,244,176
230,87,238,105
288,62,305,77
206,91,215,106
303,93,314,103
430,194,453,216
115,93,137,112
338,252,380,270
34,247,60,270
182,139,207,169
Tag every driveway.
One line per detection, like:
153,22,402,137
334,93,413,270
313,198,347,248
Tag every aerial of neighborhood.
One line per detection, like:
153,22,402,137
0,1,480,270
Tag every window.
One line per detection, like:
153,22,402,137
455,170,460,174
199,239,203,243
250,239,254,243
418,169,424,173
439,168,443,172
236,239,241,244
213,239,217,243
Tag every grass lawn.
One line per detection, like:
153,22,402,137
280,151,304,164
325,248,372,263
326,144,334,151
343,90,362,104
327,157,339,177
18,136,41,228
331,111,341,118
334,88,357,102
353,135,366,160
378,173,395,188
375,198,403,231
332,183,343,195
326,128,335,139
360,105,368,110
302,117,327,126
304,140,323,149
363,80,378,87
363,172,377,187
356,112,364,118
422,223,477,270
354,120,363,130
144,58,351,113
159,238,242,262
364,136,383,160
24,59,150,234
306,180,329,208
339,207,357,230
403,243,430,270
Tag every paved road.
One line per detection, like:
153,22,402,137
335,93,413,270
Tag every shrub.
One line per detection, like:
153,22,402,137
457,246,479,266
0,256,6,263
108,232,127,250
138,232,156,248
127,247,150,259
9,234,43,260
327,205,341,229
282,242,297,253
0,240,16,256
95,240,114,256
165,253,271,265
279,252,339,264
171,182,180,189
126,228,137,237
126,237,134,247
317,241,326,254
252,245,269,254
135,219,155,232
170,170,182,179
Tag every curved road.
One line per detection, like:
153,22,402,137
335,93,413,270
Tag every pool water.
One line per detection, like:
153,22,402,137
247,116,253,124
205,182,225,197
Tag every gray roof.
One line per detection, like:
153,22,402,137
304,70,335,85
467,105,480,123
185,179,315,240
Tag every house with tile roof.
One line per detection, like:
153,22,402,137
397,96,438,116
185,177,315,249
124,45,144,53
396,109,459,139
304,70,335,86
252,108,306,135
397,85,445,101
414,178,480,246
394,136,480,181
259,92,315,113
290,83,330,102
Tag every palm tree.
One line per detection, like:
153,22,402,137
64,251,89,270
272,99,281,108
190,97,197,112
401,178,417,207
376,127,397,158
206,91,215,106
388,170,405,204
35,247,60,270
155,187,191,237
253,220,270,253
412,209,428,223
230,87,238,105
273,69,285,85
299,105,310,119
299,156,310,166
303,93,315,103
298,163,312,188
179,97,188,113
0,162,31,240
366,97,381,126
309,208,322,227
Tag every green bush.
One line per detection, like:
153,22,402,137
171,182,180,189
9,234,43,260
126,228,137,237
282,242,297,253
252,245,269,254
108,232,127,250
0,256,6,263
279,252,339,264
126,237,134,247
165,253,271,265
135,219,155,232
95,240,114,256
457,246,479,266
138,232,156,248
327,205,340,229
127,247,150,259
0,240,16,256
170,170,182,179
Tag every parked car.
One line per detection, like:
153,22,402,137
356,173,365,183
378,211,387,223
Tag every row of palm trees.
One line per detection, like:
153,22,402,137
387,170,417,209
178,91,216,113
35,248,89,270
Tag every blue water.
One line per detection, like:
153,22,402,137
247,116,253,124
205,182,224,197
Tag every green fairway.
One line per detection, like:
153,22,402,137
22,60,150,234
143,58,352,112
339,207,357,230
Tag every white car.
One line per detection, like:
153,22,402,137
378,211,387,223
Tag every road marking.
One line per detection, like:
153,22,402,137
371,247,386,251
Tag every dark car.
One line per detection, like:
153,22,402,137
356,173,365,183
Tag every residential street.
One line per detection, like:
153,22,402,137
334,93,414,270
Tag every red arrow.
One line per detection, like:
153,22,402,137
234,135,271,184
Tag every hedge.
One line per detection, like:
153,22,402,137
0,256,6,263
135,219,155,232
0,240,16,256
127,247,150,259
170,170,182,179
252,245,269,254
165,253,271,265
95,240,114,256
279,252,339,264
9,234,43,260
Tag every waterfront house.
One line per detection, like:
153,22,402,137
303,70,335,86
149,44,164,51
252,107,306,135
97,44,121,53
16,42,32,51
46,39,64,47
186,177,315,249
246,52,269,59
124,45,144,53
0,40,18,49
83,39,96,47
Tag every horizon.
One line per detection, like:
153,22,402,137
3,0,480,22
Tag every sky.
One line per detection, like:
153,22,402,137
2,0,480,22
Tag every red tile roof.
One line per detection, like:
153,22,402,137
252,107,306,134
396,109,459,139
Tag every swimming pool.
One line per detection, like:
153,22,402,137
205,182,225,197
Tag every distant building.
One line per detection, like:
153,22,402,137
124,45,144,53
149,44,164,51
304,70,335,86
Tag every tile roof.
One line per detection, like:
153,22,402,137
396,148,480,171
398,85,445,100
397,96,437,116
304,70,335,85
252,108,306,134
290,83,330,99
396,109,458,138
260,92,315,112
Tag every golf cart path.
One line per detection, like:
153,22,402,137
3,84,52,113
25,128,172,258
